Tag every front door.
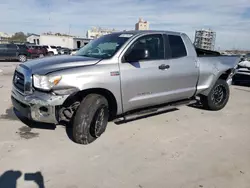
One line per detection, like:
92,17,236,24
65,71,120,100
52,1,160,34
119,34,172,112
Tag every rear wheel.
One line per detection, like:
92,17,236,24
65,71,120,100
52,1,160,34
48,52,54,56
200,79,230,111
72,94,109,145
18,55,27,62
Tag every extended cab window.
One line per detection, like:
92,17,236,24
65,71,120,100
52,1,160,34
168,35,187,58
124,34,164,62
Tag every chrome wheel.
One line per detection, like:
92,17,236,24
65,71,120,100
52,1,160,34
19,55,27,62
211,84,226,105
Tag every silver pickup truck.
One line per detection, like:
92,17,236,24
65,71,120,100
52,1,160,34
11,30,239,144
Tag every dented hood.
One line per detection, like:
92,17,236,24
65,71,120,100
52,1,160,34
23,55,100,75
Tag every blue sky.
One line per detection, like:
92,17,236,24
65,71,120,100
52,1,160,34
0,0,250,50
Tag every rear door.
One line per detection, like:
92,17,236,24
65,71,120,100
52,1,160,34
164,34,199,101
0,44,7,59
6,44,18,58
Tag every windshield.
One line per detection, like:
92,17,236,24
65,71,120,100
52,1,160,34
75,33,133,59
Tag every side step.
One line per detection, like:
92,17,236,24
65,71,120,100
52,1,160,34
114,99,197,123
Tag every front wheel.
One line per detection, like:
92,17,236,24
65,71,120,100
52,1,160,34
72,94,109,145
200,79,230,111
18,55,27,62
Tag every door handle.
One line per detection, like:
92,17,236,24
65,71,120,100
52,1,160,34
158,64,170,70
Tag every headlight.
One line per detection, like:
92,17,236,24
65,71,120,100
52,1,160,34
33,75,62,90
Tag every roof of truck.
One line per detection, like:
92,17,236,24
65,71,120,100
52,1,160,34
113,30,182,36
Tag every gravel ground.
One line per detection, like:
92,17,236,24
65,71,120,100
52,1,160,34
0,62,250,188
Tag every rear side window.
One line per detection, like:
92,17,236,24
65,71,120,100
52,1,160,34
51,46,56,49
0,44,6,49
7,44,17,49
168,35,187,58
17,45,28,50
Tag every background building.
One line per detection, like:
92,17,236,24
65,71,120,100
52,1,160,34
135,18,149,30
194,29,216,50
86,27,117,39
27,34,40,45
0,32,12,44
26,33,91,49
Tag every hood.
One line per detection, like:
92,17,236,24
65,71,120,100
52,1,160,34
23,55,100,75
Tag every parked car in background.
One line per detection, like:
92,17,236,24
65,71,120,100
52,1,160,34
232,57,250,85
0,43,30,62
26,45,43,58
38,46,48,56
70,48,79,55
43,45,58,56
56,46,62,54
11,30,239,144
58,47,71,55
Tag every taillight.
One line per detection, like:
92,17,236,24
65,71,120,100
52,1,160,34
27,49,32,53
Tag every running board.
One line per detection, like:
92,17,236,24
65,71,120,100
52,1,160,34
114,99,197,123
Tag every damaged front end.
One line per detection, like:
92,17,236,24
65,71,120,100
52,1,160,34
11,86,70,124
11,63,81,124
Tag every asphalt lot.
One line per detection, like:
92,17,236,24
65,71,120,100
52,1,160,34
0,61,250,188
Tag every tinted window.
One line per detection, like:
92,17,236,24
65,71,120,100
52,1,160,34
0,44,7,49
126,34,164,61
7,44,17,49
43,45,48,48
168,35,187,58
17,45,28,50
51,46,56,49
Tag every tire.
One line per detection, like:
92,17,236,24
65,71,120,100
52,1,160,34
39,54,44,58
48,52,54,56
18,55,27,62
200,79,230,111
72,94,109,144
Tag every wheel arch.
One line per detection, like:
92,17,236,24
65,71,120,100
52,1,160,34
199,68,233,96
63,88,118,120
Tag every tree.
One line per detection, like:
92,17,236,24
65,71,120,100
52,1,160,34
10,32,27,42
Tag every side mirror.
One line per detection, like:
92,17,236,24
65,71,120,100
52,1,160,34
124,49,150,62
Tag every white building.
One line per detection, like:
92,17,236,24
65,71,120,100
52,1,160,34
27,34,40,45
194,29,216,50
135,18,149,30
0,32,12,38
86,27,117,39
27,34,91,49
0,32,12,44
